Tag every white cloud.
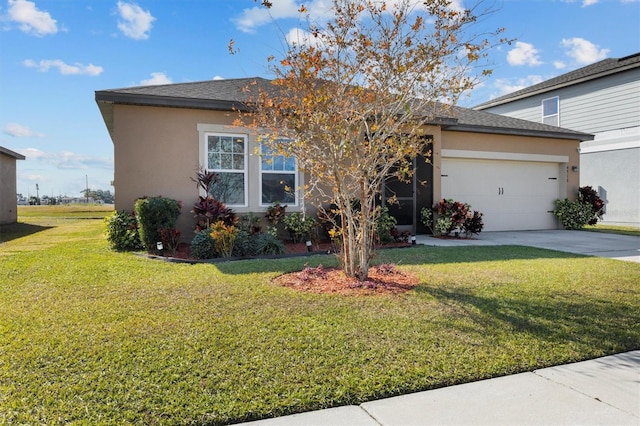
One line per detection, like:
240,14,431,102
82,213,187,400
212,75,225,80
507,42,542,66
23,59,103,76
493,75,545,97
553,60,567,69
139,72,172,86
3,123,44,138
285,27,325,48
18,148,113,170
7,0,57,36
117,1,155,40
233,0,462,33
561,37,609,65
582,0,598,5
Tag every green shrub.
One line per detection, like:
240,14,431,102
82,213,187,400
190,230,217,259
104,210,143,251
134,197,182,251
283,212,317,243
232,228,257,257
554,199,593,230
420,207,434,234
254,233,287,255
375,206,397,243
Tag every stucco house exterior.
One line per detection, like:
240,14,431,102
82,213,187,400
95,77,592,238
0,146,25,225
474,53,640,227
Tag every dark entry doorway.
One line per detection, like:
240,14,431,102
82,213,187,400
382,143,433,235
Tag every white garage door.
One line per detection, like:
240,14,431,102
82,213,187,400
441,158,561,231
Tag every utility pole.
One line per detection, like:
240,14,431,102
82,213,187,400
85,175,89,204
36,183,40,205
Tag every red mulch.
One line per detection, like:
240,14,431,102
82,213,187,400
274,264,420,295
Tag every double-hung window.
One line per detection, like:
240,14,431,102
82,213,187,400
206,133,247,206
260,140,297,205
542,96,559,126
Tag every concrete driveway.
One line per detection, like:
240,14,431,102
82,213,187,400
415,230,640,263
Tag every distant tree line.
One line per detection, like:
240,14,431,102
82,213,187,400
17,190,114,205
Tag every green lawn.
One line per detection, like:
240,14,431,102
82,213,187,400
582,223,640,237
1,207,639,425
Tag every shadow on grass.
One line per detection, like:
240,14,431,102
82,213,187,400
0,222,53,243
417,285,640,354
211,245,587,275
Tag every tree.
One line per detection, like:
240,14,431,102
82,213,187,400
80,189,114,204
240,0,506,280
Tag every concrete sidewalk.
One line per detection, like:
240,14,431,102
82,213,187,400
241,351,640,425
415,229,640,263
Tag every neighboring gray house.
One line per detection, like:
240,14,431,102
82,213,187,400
474,53,640,227
0,146,25,224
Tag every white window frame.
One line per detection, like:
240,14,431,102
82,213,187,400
203,132,248,207
542,96,560,127
259,139,299,207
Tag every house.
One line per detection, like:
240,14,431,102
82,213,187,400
0,146,25,224
95,78,592,238
474,53,640,227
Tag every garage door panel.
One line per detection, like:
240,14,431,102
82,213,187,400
441,158,560,231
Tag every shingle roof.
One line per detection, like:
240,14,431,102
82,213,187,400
95,77,273,110
473,52,640,110
96,77,593,141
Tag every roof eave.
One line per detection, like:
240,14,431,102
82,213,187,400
94,91,250,112
441,124,595,141
0,146,26,160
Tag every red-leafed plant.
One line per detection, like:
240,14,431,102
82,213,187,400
191,167,237,232
159,227,181,257
578,186,605,225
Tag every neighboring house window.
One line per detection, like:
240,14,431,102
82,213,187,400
260,141,297,205
206,133,247,206
542,96,559,126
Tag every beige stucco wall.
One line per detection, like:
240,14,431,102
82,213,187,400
112,104,306,239
0,153,19,224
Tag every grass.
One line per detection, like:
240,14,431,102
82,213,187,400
582,223,640,237
1,206,639,425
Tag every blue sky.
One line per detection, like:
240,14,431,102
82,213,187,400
1,0,639,199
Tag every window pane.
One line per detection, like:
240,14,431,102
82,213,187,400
543,115,559,126
234,138,245,153
209,172,244,205
208,152,220,169
220,154,233,169
262,173,295,204
543,98,558,116
284,156,296,171
233,154,245,170
208,135,220,152
272,155,284,170
261,156,273,171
